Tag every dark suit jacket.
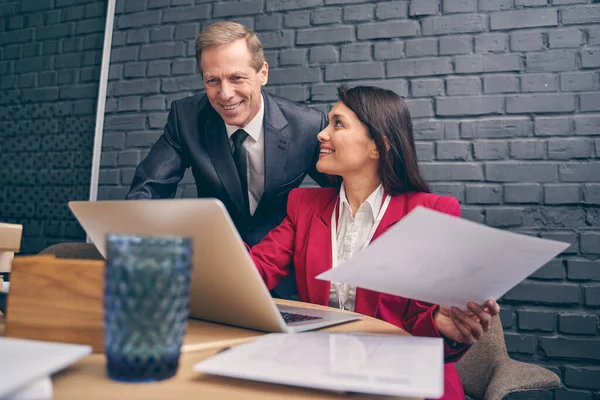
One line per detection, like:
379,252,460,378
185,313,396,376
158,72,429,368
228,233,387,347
126,91,327,296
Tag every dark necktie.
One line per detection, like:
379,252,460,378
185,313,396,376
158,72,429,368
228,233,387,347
231,129,249,216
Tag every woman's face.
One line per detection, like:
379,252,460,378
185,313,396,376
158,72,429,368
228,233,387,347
316,100,379,178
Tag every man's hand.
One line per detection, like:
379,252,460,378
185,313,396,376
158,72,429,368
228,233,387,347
433,300,500,345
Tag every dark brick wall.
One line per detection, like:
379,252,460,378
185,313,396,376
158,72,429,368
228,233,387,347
0,0,106,254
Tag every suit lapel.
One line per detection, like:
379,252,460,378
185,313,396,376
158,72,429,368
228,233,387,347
261,92,291,200
308,192,412,316
203,107,248,219
312,193,393,314
372,194,410,238
306,194,337,306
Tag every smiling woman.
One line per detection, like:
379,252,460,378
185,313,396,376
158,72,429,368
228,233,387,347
245,85,501,400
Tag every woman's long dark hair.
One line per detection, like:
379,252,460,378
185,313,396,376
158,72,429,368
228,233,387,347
335,85,430,195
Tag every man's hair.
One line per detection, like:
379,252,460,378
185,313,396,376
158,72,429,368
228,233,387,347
195,21,265,74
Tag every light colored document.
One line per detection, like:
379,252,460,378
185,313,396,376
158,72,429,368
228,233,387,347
194,332,443,398
0,338,91,400
3,377,53,400
317,206,570,308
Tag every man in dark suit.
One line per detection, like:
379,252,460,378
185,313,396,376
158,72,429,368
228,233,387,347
126,21,327,297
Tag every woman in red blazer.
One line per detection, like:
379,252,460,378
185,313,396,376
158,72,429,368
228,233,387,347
248,85,500,400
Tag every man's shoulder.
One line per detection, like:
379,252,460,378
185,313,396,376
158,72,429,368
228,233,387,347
265,92,325,120
171,93,210,112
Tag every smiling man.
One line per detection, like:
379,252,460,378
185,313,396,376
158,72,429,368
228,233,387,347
126,22,327,297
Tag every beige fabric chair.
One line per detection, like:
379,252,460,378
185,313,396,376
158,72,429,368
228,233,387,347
455,315,560,400
38,242,104,260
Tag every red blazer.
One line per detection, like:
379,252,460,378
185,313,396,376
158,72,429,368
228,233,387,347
249,187,469,363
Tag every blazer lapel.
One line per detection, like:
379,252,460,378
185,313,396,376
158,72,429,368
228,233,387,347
203,107,248,219
372,194,409,238
261,92,291,199
305,194,338,306
355,194,410,317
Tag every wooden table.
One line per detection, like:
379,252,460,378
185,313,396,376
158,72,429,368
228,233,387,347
45,299,421,400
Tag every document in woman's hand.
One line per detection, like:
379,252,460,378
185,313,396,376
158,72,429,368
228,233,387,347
317,206,570,308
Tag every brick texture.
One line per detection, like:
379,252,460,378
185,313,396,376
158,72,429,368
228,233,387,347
3,0,599,394
1,0,105,253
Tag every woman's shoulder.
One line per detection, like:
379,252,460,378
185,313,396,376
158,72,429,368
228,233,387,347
396,191,461,216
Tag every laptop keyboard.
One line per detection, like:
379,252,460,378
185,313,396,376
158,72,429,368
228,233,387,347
280,311,323,324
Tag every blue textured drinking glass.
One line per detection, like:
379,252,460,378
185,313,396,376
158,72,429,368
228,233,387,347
104,233,193,382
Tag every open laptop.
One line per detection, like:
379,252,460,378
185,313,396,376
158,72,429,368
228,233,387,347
68,199,361,333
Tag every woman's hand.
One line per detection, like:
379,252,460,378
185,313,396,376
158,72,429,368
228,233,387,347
433,300,500,345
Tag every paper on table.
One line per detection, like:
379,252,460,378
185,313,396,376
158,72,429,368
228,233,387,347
194,332,444,399
3,377,52,400
0,338,91,400
317,206,570,308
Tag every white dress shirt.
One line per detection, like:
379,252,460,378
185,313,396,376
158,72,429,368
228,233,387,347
225,95,265,215
329,183,386,312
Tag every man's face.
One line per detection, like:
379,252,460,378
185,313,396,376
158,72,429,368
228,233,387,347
200,39,268,128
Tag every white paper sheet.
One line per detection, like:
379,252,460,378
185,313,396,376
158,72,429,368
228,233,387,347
3,377,52,400
194,332,443,398
317,206,570,308
0,338,91,400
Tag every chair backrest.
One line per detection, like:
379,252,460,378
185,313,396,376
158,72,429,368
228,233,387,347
455,315,508,400
38,242,104,261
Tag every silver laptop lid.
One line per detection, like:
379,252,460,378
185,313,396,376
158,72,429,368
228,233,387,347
68,199,288,333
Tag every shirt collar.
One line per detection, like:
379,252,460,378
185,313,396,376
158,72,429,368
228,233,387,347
339,182,385,220
225,94,264,143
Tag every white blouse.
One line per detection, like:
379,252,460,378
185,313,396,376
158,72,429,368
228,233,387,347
328,183,390,311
